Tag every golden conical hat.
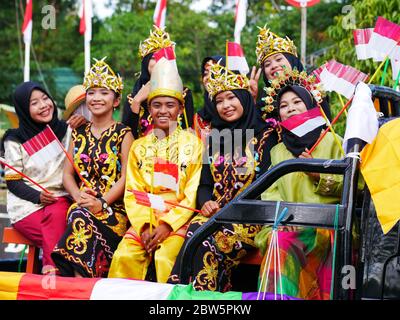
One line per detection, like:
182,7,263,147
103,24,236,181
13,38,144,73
147,59,184,104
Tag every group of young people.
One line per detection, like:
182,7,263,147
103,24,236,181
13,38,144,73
1,25,350,300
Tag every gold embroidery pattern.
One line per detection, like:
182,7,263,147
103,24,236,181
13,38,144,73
194,251,219,291
66,217,93,255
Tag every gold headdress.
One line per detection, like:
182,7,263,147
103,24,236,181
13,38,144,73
205,61,250,99
147,59,184,104
83,57,123,94
256,27,298,65
138,26,175,59
261,68,325,119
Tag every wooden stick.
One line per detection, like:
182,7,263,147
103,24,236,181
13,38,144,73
308,97,353,155
0,157,51,194
46,125,91,189
164,200,204,214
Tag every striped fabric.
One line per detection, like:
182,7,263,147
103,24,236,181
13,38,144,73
0,272,298,300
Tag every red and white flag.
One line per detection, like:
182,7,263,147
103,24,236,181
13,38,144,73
131,190,167,212
353,28,386,61
369,17,400,61
153,0,167,30
226,41,249,75
280,107,326,137
22,0,33,44
22,127,63,167
79,0,92,41
234,0,248,44
316,60,368,99
154,158,179,192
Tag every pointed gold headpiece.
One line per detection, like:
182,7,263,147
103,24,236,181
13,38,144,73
83,57,123,94
205,61,250,99
138,26,175,59
256,27,298,65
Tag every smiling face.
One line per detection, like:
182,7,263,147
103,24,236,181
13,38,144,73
215,91,244,122
279,90,308,121
263,53,292,81
86,87,120,117
29,89,54,124
148,96,183,134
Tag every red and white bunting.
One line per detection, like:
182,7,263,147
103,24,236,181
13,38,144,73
153,0,167,30
22,127,63,168
280,107,326,137
226,41,249,75
369,17,400,61
22,0,33,44
234,0,248,44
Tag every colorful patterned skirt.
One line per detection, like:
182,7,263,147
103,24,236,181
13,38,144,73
255,226,333,300
52,205,127,278
168,214,261,292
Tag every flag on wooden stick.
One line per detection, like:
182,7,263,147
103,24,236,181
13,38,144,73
22,127,63,168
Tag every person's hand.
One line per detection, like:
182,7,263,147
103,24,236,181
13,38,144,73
67,114,87,129
200,200,220,218
77,192,102,213
145,223,172,253
299,148,320,182
39,191,57,205
140,226,152,252
249,66,262,102
82,187,98,197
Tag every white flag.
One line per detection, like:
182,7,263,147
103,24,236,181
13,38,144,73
343,82,379,152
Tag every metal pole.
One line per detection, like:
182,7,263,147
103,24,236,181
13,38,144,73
24,42,30,81
300,2,307,66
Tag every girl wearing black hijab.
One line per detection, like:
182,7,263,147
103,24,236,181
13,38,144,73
122,27,194,138
1,81,72,274
193,55,225,143
253,27,332,121
168,62,278,292
255,81,343,300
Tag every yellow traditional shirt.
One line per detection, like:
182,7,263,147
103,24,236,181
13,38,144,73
124,127,203,234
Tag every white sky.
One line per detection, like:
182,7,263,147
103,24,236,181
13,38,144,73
94,0,213,19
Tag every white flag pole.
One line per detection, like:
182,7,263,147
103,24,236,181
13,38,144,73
300,1,307,66
24,41,31,81
84,0,92,74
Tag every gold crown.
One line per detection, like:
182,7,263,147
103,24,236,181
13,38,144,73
83,57,124,94
205,61,250,99
138,26,175,59
256,27,298,65
261,68,325,119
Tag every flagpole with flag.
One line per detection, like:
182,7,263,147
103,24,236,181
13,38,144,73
234,0,247,44
153,0,167,30
80,0,92,74
22,0,33,81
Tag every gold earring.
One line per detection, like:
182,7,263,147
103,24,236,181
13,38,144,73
177,114,182,128
147,114,152,125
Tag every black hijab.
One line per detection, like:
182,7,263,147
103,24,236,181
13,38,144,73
198,55,226,122
207,89,268,157
1,81,67,153
277,85,324,157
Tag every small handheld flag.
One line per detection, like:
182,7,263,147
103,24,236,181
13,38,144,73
280,107,326,137
22,127,63,168
129,190,203,214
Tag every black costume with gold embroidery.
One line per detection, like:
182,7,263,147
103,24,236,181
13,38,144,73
168,89,278,291
52,122,131,277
